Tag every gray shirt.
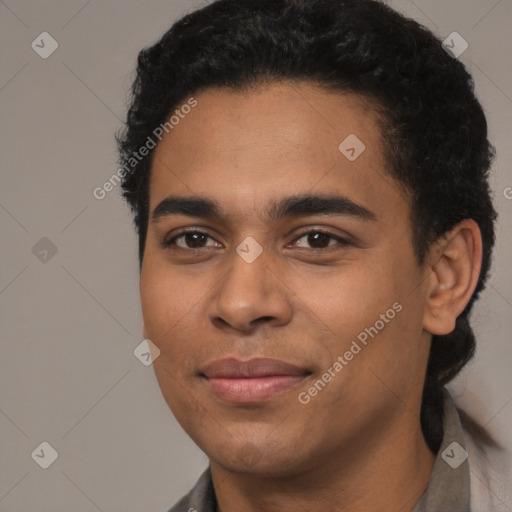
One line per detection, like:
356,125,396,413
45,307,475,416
167,389,499,512
411,389,470,512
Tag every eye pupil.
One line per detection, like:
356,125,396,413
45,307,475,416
186,233,208,248
308,232,330,248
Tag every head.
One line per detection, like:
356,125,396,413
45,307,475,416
117,0,496,472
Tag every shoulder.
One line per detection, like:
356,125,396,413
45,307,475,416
166,467,216,512
458,406,511,511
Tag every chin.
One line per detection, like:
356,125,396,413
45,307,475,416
204,435,316,478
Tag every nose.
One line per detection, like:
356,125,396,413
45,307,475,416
208,248,293,333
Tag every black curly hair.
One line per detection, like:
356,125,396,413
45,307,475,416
117,0,497,453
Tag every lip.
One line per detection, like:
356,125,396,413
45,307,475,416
200,357,310,403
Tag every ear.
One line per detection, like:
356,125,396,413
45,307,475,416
423,219,483,336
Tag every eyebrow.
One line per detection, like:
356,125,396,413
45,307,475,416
151,193,377,223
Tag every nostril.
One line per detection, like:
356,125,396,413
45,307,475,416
250,316,277,327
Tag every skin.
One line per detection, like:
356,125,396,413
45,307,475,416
140,81,482,512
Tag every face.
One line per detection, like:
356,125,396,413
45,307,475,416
140,82,433,476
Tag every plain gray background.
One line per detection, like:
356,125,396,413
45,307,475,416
1,0,511,510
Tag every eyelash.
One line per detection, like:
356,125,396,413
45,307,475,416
160,227,351,252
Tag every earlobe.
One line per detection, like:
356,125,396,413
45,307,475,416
423,219,482,336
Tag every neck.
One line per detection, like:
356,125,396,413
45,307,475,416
210,413,436,512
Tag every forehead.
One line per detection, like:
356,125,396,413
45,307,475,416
148,81,407,222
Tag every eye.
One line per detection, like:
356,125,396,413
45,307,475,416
162,229,221,250
291,230,351,250
161,228,351,252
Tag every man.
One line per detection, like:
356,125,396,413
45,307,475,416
117,0,509,510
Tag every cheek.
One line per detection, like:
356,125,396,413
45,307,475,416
294,260,397,337
299,258,425,386
141,254,196,321
140,267,205,417
140,262,203,361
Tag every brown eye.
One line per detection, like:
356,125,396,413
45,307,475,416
180,232,209,248
306,232,331,249
293,230,349,250
162,230,220,250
